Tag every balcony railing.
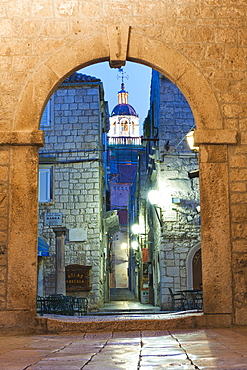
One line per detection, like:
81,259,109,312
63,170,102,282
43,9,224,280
108,136,142,145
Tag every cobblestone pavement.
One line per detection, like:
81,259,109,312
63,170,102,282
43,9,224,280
1,327,247,369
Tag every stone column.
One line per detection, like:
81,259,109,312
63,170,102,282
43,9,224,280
53,227,67,295
1,131,44,331
200,145,232,312
195,129,237,326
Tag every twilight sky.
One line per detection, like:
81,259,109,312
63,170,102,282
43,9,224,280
80,61,152,127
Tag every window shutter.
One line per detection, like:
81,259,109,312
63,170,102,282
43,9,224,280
39,169,51,202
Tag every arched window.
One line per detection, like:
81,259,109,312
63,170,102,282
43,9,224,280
132,121,135,134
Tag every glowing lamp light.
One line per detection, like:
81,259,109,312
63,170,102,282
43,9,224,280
131,241,138,250
148,190,160,205
186,130,199,152
131,224,141,235
121,242,128,250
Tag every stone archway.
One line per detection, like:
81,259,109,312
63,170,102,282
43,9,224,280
14,30,223,132
4,29,237,331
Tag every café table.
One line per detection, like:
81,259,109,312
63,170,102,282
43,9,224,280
178,289,203,310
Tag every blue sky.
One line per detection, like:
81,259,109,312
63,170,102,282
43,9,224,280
80,61,152,126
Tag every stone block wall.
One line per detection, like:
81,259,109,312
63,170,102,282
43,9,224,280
147,72,200,309
38,78,108,310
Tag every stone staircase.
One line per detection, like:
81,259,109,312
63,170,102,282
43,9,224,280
93,288,161,315
110,288,137,301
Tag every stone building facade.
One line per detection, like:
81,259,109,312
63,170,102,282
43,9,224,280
38,72,109,311
137,70,201,310
1,0,247,332
107,81,143,293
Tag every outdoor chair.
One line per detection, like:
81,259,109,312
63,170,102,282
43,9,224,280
191,290,203,310
72,297,89,316
168,288,187,311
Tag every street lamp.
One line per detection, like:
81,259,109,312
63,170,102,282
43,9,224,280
147,189,160,206
121,242,128,257
121,242,128,250
131,240,140,269
186,130,199,152
186,129,199,180
131,223,142,235
147,190,163,226
131,240,139,250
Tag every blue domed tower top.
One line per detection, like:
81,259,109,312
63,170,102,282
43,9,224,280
108,73,141,144
111,83,138,117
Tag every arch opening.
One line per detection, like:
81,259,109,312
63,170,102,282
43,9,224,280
8,32,232,326
37,59,202,315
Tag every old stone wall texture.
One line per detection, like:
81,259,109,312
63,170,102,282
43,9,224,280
0,0,246,330
38,79,106,310
148,72,200,310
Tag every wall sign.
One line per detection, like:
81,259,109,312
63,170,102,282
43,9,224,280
44,212,62,226
142,248,149,263
66,264,92,292
69,228,87,242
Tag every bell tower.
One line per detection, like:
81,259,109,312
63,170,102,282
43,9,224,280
108,69,141,145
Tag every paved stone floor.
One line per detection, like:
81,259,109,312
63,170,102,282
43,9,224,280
1,327,247,369
98,299,161,314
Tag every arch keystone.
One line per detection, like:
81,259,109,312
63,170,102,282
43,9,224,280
107,25,130,68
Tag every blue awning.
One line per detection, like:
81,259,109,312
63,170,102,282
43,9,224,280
38,237,50,257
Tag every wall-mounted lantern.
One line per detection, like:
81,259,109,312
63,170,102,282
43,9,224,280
121,242,128,256
186,129,200,187
186,130,199,152
147,190,163,226
131,223,142,235
147,189,160,206
131,240,139,250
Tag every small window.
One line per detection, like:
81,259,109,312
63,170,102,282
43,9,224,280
39,168,52,203
40,100,51,127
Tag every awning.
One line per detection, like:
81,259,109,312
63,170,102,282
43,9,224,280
38,237,50,257
104,210,119,234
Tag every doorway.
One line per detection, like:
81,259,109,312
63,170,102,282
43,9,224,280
193,249,202,290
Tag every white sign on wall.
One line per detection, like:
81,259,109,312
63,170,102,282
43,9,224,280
163,211,178,222
44,213,62,226
69,228,87,242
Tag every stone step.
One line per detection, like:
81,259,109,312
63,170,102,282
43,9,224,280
36,312,204,334
110,288,137,301
95,310,162,315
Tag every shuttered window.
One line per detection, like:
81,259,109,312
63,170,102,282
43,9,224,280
39,168,52,202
